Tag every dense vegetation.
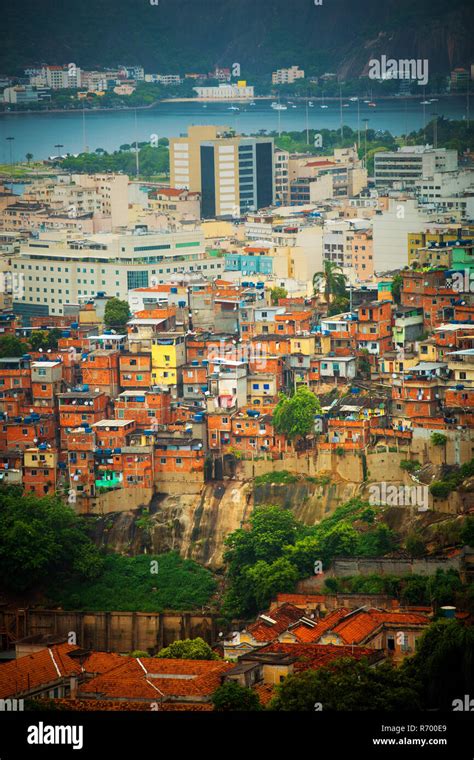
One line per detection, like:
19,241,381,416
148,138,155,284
429,458,474,498
0,487,103,592
59,141,169,178
270,657,421,711
0,487,216,610
222,499,399,617
323,569,472,609
47,552,217,612
1,0,471,76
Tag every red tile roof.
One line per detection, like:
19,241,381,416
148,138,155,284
80,657,233,701
258,642,377,672
288,608,351,643
247,603,303,642
330,610,430,645
0,643,82,699
253,683,274,706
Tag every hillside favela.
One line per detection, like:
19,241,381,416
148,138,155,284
0,0,474,754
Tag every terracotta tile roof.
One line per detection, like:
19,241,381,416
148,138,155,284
288,608,351,643
247,603,303,642
331,610,430,645
82,651,124,674
258,642,377,672
253,683,275,706
0,643,82,699
54,698,213,711
80,657,233,701
149,188,187,197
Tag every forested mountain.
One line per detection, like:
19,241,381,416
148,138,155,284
1,0,473,77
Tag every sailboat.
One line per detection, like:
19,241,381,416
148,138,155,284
320,93,328,109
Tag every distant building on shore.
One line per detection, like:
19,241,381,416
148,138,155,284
193,82,254,99
272,66,304,85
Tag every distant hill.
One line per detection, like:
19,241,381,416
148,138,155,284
1,0,473,77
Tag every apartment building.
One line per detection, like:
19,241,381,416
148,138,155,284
272,66,305,84
170,125,274,217
30,66,82,89
274,149,290,205
374,146,458,188
11,229,215,318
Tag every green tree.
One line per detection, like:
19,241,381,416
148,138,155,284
104,297,131,329
29,329,62,352
461,517,474,547
313,261,347,304
270,286,288,305
0,489,103,591
319,522,359,565
0,335,28,358
431,432,447,447
402,620,474,709
391,273,403,304
155,637,218,660
327,294,349,316
246,557,299,609
405,533,426,558
270,658,421,711
273,386,321,442
25,152,33,165
212,681,261,711
357,525,396,557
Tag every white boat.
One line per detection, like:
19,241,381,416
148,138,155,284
368,102,376,107
291,105,297,108
228,105,239,111
421,100,430,105
429,98,439,102
363,99,370,104
349,97,358,102
308,101,314,107
320,104,328,109
272,103,287,110
249,101,256,106
343,103,349,107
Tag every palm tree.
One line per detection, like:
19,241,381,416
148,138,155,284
25,152,33,166
313,260,348,304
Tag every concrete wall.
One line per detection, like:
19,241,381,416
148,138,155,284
1,609,218,654
324,555,462,580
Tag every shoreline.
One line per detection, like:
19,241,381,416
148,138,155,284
0,92,460,116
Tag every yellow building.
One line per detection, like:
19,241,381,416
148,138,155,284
418,339,438,363
24,447,57,469
151,334,186,385
290,335,316,355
